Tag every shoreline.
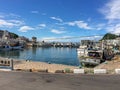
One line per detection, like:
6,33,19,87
0,56,79,73
1,55,120,74
14,61,79,73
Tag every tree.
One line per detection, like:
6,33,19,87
9,32,19,39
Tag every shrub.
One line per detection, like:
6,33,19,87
64,68,73,73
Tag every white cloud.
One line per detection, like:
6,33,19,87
39,35,103,42
40,36,73,42
38,24,46,28
9,13,21,19
51,29,66,34
36,24,46,30
50,17,63,22
19,26,34,32
100,0,120,20
75,35,102,41
40,37,57,41
0,19,15,28
67,20,92,30
0,19,24,28
100,0,120,34
92,35,103,40
31,11,39,14
0,13,21,19
8,20,24,26
80,35,103,41
0,13,24,28
95,23,106,30
67,22,75,26
107,24,120,34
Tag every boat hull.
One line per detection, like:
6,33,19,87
80,58,101,66
12,46,23,50
0,45,23,51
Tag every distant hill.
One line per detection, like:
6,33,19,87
101,33,119,40
9,32,19,39
0,30,19,39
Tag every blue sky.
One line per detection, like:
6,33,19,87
0,0,120,42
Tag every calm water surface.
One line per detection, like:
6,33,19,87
0,47,80,66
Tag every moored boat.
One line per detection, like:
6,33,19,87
0,45,23,50
80,58,101,66
77,46,103,66
0,45,12,51
11,46,23,50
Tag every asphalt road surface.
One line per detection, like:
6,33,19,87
0,72,120,90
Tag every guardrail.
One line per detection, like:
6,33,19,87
72,68,120,74
73,69,85,74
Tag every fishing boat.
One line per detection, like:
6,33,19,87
0,45,23,50
77,45,103,66
0,45,12,51
11,46,23,50
79,50,103,66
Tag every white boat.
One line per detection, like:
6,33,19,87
77,46,102,66
80,58,101,66
79,51,102,66
12,46,23,50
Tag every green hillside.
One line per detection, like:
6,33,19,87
101,33,119,40
0,30,19,39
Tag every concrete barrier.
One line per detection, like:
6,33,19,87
94,69,107,74
0,68,12,71
0,59,13,71
115,69,120,74
0,60,11,66
73,69,84,74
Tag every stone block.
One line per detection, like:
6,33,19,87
115,69,120,74
55,70,64,73
94,69,106,74
73,69,84,74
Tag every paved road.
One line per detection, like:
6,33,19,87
0,72,120,90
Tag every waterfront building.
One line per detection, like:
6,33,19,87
32,37,37,43
17,36,29,46
80,40,95,49
2,30,10,40
38,41,52,47
81,40,94,46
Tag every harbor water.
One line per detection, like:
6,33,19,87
0,47,80,66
